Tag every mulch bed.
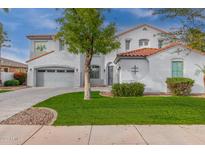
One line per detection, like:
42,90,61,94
0,86,28,91
0,108,55,125
100,91,113,97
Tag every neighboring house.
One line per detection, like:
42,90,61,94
0,57,27,73
0,57,27,84
26,24,205,93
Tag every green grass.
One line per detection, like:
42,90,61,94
0,90,11,93
34,91,205,125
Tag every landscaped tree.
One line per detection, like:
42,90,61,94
153,8,205,52
0,8,9,46
0,8,9,85
56,9,120,100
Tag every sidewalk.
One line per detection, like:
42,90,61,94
0,125,205,145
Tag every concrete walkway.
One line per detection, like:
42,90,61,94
0,125,205,145
0,87,109,122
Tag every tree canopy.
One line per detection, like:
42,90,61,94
0,8,9,48
56,9,120,56
56,9,120,100
153,8,205,52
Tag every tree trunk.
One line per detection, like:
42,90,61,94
204,74,205,88
84,54,92,100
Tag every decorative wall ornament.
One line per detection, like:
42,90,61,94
35,41,47,52
131,65,139,74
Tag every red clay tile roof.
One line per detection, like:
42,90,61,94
0,57,27,68
26,35,55,40
117,42,205,58
26,51,55,63
118,48,159,57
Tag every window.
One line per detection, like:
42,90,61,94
90,65,100,79
125,39,131,50
57,70,65,73
59,40,65,51
47,70,55,72
139,39,149,48
172,61,183,77
158,40,163,48
38,70,46,72
34,41,47,52
67,70,75,73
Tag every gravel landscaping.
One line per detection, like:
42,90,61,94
0,108,56,125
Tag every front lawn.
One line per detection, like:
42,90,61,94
34,92,205,125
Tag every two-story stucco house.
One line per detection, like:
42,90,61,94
26,24,205,93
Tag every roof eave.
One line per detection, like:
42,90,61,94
114,55,146,64
26,35,55,40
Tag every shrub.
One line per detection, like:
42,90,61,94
14,72,27,85
112,82,145,97
166,77,194,96
4,80,20,86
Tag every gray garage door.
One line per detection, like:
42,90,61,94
36,68,74,87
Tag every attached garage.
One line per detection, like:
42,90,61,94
36,67,75,87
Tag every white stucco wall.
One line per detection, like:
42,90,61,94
27,51,81,87
117,25,166,53
105,25,165,65
147,46,205,93
118,58,149,83
117,46,205,93
1,72,14,84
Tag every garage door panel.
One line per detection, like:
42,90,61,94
36,68,74,88
44,72,74,87
36,70,45,87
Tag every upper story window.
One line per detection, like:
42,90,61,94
90,65,100,79
59,40,65,51
172,61,183,77
139,39,149,48
125,39,131,50
158,40,163,48
34,41,47,52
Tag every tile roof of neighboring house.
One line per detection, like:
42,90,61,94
0,57,27,68
117,42,205,59
26,35,55,40
116,24,171,37
26,51,55,63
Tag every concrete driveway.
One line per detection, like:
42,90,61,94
0,87,110,122
0,87,86,122
1,125,205,145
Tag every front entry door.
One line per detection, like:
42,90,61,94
108,66,113,85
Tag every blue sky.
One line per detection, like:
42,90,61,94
0,8,179,63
